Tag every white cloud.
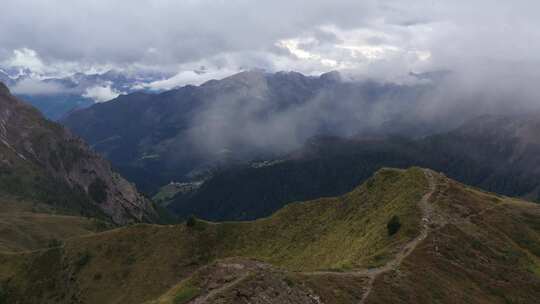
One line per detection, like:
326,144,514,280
83,85,122,102
7,48,45,74
142,69,238,91
11,78,69,95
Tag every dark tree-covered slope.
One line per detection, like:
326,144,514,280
169,114,540,221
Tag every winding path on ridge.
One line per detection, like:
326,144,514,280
191,271,251,304
187,169,439,304
301,169,438,304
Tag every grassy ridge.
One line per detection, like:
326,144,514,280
0,167,427,303
5,168,538,304
367,175,540,304
198,167,425,270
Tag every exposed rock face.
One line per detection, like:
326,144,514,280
0,82,157,224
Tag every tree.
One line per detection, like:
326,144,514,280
387,215,401,236
186,215,197,228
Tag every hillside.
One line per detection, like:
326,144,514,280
420,114,540,200
169,136,420,221
0,196,111,252
168,114,540,221
0,82,158,224
0,168,538,303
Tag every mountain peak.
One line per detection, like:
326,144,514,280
204,69,268,90
320,70,342,82
226,69,267,81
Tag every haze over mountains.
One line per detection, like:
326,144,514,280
57,70,540,224
63,69,520,195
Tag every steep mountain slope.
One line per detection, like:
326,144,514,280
170,136,420,221
0,82,158,224
62,70,434,193
0,168,538,303
169,114,540,221
420,114,540,200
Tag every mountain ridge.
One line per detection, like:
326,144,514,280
61,70,437,194
0,167,538,303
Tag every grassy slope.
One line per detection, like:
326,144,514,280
153,183,183,205
0,167,426,303
1,167,539,304
203,167,424,270
0,197,111,252
367,175,540,304
0,198,112,303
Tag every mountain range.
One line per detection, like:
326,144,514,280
0,68,167,120
55,70,540,222
62,70,448,194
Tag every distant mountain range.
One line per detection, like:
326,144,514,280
62,70,448,194
0,67,167,120
0,82,158,224
53,70,540,223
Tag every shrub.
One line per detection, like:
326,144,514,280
186,215,197,228
75,251,92,270
173,282,200,304
47,238,63,248
387,215,401,236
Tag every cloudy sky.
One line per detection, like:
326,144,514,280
1,0,540,91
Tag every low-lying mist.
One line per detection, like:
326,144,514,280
182,65,540,160
61,63,540,191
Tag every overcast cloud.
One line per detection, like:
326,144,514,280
1,1,540,89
